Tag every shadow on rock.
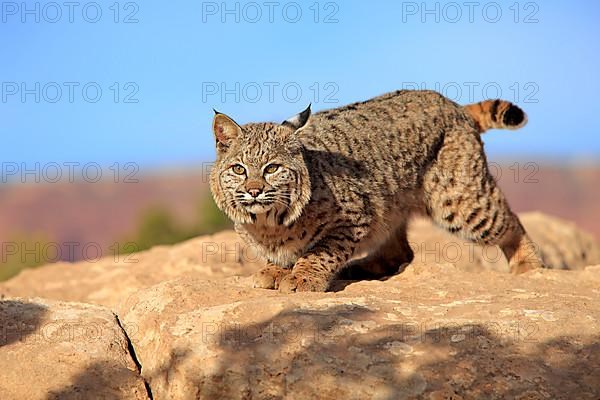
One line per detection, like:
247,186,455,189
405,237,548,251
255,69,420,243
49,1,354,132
45,360,149,400
179,306,600,399
0,299,48,347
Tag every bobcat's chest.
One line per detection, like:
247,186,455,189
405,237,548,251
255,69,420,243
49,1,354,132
238,224,307,268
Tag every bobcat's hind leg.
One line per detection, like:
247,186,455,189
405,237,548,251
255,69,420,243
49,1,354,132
423,128,544,273
494,220,541,273
339,223,413,280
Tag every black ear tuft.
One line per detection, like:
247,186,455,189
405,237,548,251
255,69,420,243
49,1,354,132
282,104,312,130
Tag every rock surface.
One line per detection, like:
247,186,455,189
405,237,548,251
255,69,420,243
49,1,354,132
1,213,598,308
0,298,149,399
1,212,599,399
408,212,600,272
118,265,600,399
0,230,263,308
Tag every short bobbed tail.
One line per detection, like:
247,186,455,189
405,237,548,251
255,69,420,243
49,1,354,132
464,99,528,133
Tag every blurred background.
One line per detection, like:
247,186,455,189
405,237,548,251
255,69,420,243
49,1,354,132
1,0,599,280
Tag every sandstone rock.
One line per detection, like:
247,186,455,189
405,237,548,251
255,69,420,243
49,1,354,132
0,298,149,399
518,212,600,270
118,265,600,399
0,230,263,307
408,213,600,272
0,213,599,399
1,213,598,308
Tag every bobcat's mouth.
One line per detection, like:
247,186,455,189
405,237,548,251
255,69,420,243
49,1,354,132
243,201,274,214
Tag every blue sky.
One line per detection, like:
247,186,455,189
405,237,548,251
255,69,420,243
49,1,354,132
1,0,599,172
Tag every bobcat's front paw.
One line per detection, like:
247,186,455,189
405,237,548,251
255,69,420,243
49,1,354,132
278,272,329,293
252,264,291,289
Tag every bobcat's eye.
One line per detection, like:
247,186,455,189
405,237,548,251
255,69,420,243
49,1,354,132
264,164,280,174
232,164,246,175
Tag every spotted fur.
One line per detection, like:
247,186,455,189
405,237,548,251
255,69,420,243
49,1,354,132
209,90,544,292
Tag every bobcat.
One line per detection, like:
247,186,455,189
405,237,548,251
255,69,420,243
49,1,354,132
209,90,544,292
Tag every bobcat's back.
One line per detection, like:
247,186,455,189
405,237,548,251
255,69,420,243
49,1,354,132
299,90,474,208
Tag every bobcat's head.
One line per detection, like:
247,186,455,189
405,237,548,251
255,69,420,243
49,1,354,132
209,106,312,226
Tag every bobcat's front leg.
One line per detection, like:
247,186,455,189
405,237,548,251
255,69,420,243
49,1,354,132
253,262,291,289
279,232,358,293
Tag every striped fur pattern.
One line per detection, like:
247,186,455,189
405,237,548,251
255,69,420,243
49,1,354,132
209,90,544,292
464,99,528,133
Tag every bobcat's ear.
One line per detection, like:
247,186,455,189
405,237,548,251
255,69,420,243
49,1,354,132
282,104,311,131
213,110,241,152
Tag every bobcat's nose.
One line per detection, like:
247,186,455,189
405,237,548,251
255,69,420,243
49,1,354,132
248,188,262,198
245,180,264,198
